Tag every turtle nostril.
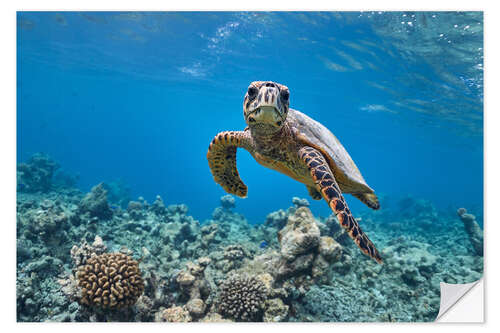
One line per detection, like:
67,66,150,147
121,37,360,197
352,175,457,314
265,82,276,88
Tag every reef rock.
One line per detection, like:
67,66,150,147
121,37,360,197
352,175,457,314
155,306,192,322
78,183,113,219
272,208,343,284
220,194,236,210
292,197,310,208
457,208,483,256
175,257,211,317
263,298,289,322
70,235,107,267
278,207,320,261
17,153,59,193
127,200,146,221
150,195,167,216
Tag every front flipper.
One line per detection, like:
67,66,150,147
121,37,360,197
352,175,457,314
207,131,250,198
299,146,383,264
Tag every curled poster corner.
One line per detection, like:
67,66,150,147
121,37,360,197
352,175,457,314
435,278,484,322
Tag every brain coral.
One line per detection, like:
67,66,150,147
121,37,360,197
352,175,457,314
76,253,144,309
218,274,268,321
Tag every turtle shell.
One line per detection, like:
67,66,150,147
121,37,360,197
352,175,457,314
289,109,374,194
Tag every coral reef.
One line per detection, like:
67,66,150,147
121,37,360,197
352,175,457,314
274,207,342,285
15,155,484,322
263,298,289,322
278,207,320,261
76,253,145,309
457,208,483,256
17,153,59,192
175,258,211,319
155,306,192,322
102,180,131,208
78,183,113,220
70,236,107,267
220,194,236,210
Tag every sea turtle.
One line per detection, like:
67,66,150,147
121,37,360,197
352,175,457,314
207,81,382,263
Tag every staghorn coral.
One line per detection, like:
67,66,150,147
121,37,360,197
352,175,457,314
76,253,144,309
457,208,483,256
217,274,268,321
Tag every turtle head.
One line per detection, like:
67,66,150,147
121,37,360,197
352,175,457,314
243,81,290,133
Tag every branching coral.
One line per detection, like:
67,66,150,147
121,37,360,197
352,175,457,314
217,274,268,321
76,253,144,309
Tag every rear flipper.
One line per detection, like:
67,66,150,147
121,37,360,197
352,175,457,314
306,185,322,200
299,146,383,264
352,193,380,210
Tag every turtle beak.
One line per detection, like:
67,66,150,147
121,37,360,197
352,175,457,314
248,106,283,127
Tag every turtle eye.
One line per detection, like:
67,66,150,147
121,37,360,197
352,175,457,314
280,89,290,101
248,86,258,98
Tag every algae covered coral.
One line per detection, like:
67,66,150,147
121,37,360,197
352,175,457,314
16,154,483,322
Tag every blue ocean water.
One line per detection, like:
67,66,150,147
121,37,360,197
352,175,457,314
17,11,483,223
